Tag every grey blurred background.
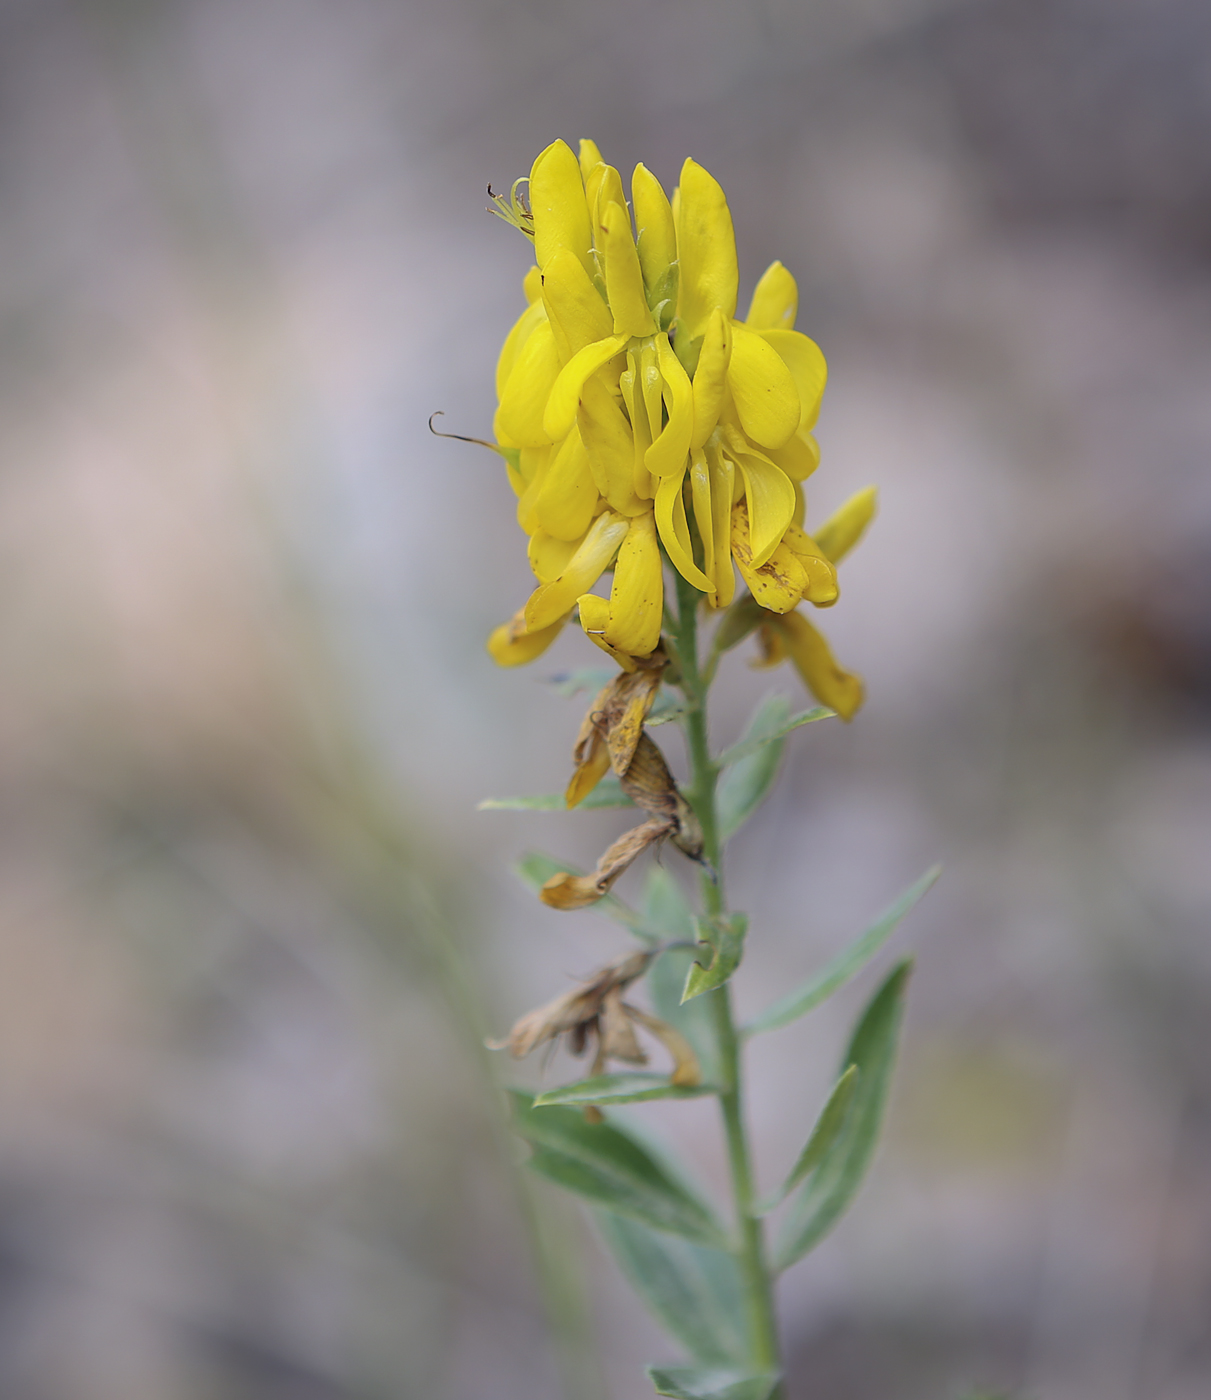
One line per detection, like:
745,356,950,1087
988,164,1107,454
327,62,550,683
1,0,1209,1396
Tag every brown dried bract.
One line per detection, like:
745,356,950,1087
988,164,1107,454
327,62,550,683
540,816,677,910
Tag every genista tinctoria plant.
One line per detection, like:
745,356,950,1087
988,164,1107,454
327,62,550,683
467,138,939,1400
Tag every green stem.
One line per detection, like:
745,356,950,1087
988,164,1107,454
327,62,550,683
672,571,781,1380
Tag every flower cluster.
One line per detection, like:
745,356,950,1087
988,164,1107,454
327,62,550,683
487,138,874,718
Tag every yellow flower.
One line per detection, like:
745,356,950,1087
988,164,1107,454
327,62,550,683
487,138,868,696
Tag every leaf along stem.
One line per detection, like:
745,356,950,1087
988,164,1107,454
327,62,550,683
671,570,782,1382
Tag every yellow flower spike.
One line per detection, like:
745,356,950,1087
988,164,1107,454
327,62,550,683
534,428,599,541
644,337,694,477
604,510,664,657
541,248,614,360
731,503,808,613
689,448,715,594
726,322,801,449
769,610,864,720
528,528,582,583
543,333,630,440
705,438,737,607
767,429,821,482
530,139,595,280
631,164,678,327
601,201,656,338
578,376,644,514
526,510,630,631
495,297,547,399
578,138,604,181
674,158,738,367
576,594,639,671
487,607,569,666
746,260,798,331
655,472,713,591
761,329,828,431
496,319,562,445
691,308,733,449
814,485,877,564
783,522,839,605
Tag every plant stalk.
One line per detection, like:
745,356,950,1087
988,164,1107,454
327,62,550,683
672,572,781,1380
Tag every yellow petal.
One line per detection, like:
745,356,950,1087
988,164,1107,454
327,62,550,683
488,607,568,666
814,485,877,564
766,428,820,482
674,158,738,352
600,201,656,337
516,445,551,534
655,471,713,592
620,353,654,502
528,528,582,583
745,261,798,331
761,329,827,431
530,139,594,279
783,523,839,605
543,334,630,440
772,611,864,720
727,322,801,449
644,336,694,477
495,298,547,399
524,265,543,303
526,511,630,630
579,375,643,513
578,138,604,181
576,593,639,671
632,164,678,326
689,447,715,597
691,309,733,450
731,505,807,613
585,161,626,234
497,319,561,445
705,439,736,607
726,431,797,567
541,248,613,360
534,428,599,541
605,510,663,657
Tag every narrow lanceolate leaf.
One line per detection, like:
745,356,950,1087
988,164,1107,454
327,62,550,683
594,1213,748,1366
533,1073,715,1108
510,1093,725,1247
479,779,636,811
715,706,832,769
716,694,790,841
745,865,940,1036
682,913,748,1002
773,961,911,1271
515,852,660,945
647,1366,780,1400
758,1064,859,1214
643,869,723,1084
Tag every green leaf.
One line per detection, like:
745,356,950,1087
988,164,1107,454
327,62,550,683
479,778,636,811
510,1092,725,1247
515,852,659,945
546,666,616,698
647,1366,780,1400
594,1213,747,1366
716,694,790,842
643,869,723,1084
773,961,911,1271
715,706,832,769
683,913,748,1002
744,865,939,1036
534,1073,715,1107
758,1064,859,1213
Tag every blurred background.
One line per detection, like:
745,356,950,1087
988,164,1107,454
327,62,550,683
1,0,1209,1396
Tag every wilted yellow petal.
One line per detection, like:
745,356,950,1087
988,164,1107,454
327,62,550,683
544,333,630,440
731,504,807,612
578,138,604,181
624,1005,701,1086
530,139,594,279
539,817,675,909
495,298,547,399
577,593,639,671
644,336,694,477
725,431,797,567
528,528,582,583
674,158,738,356
566,730,611,807
691,309,732,449
632,163,678,325
526,510,630,629
605,510,663,657
727,322,801,449
496,319,561,445
761,329,827,431
814,485,877,564
601,201,656,337
746,260,798,331
534,429,598,541
602,663,665,774
655,470,713,592
773,610,864,720
542,248,613,360
487,607,568,666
